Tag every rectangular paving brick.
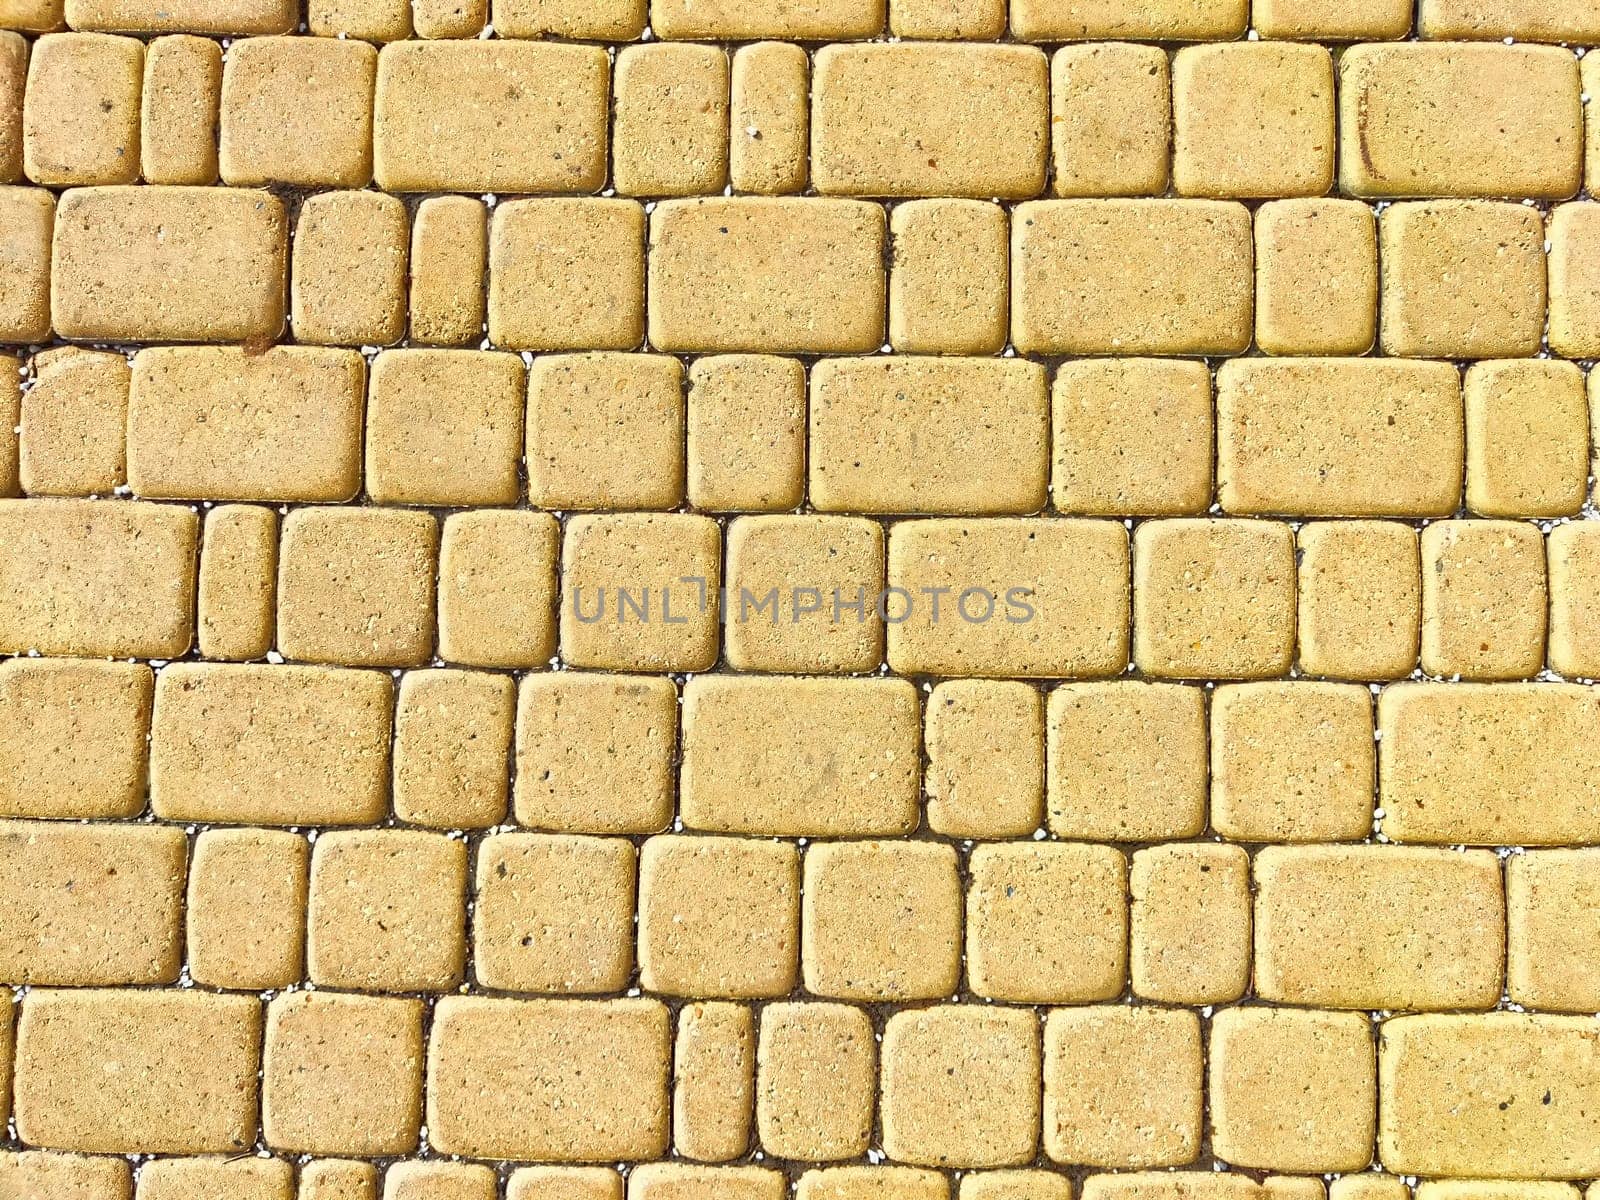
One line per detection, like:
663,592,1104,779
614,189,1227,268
1012,200,1253,355
1419,0,1600,37
925,679,1044,840
140,34,220,185
409,195,486,347
1051,358,1212,517
196,503,276,662
966,841,1125,1004
647,198,884,354
811,44,1046,198
21,33,142,186
186,827,307,991
639,835,799,999
437,510,559,670
889,199,1008,355
1379,200,1546,360
473,833,632,992
1048,681,1206,841
1211,681,1373,842
393,670,513,830
514,672,677,834
1464,359,1588,519
0,658,150,819
723,514,884,675
649,0,881,38
1216,358,1462,517
1253,199,1377,356
755,1001,872,1161
20,347,129,498
810,357,1047,515
729,42,807,196
489,199,644,353
630,1165,785,1200
880,1006,1040,1169
50,186,286,342
686,355,805,513
128,346,365,502
680,676,920,836
0,498,196,658
220,37,374,189
1044,1006,1201,1168
0,820,185,986
1507,849,1600,1014
0,38,27,182
64,0,293,31
1296,521,1421,681
1172,43,1334,200
1380,1013,1600,1179
612,44,727,199
1084,1179,1264,1200
151,662,392,826
0,1152,132,1200
1129,843,1250,1006
0,186,52,343
1339,43,1582,198
1050,43,1169,199
137,1158,291,1200
1253,844,1505,1011
674,1002,754,1162
1011,0,1245,38
426,997,670,1161
805,840,962,1002
13,988,260,1154
1379,682,1600,844
1210,1008,1375,1173
1420,519,1547,681
307,828,466,993
373,41,608,193
262,991,423,1156
886,518,1128,678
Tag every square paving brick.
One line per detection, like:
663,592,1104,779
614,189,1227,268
639,834,799,999
802,840,961,1002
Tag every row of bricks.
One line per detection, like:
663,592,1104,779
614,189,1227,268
5,656,1600,846
8,500,1600,680
3,1166,1597,1200
0,1163,1551,1200
4,0,1599,42
4,347,1598,517
5,34,1596,201
12,187,1600,358
0,652,1574,845
1,815,1594,1013
2,35,1598,200
2,988,1598,1176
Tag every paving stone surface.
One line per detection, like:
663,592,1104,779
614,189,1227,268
1,4,1599,1191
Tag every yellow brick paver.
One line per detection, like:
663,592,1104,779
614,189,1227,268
1339,43,1581,199
1380,1014,1600,1178
674,1002,753,1162
1216,357,1462,517
1012,199,1253,356
2,12,1599,1188
811,43,1046,199
373,41,608,193
1253,844,1505,1010
50,185,286,342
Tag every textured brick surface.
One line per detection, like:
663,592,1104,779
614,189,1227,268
1,11,1597,1190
